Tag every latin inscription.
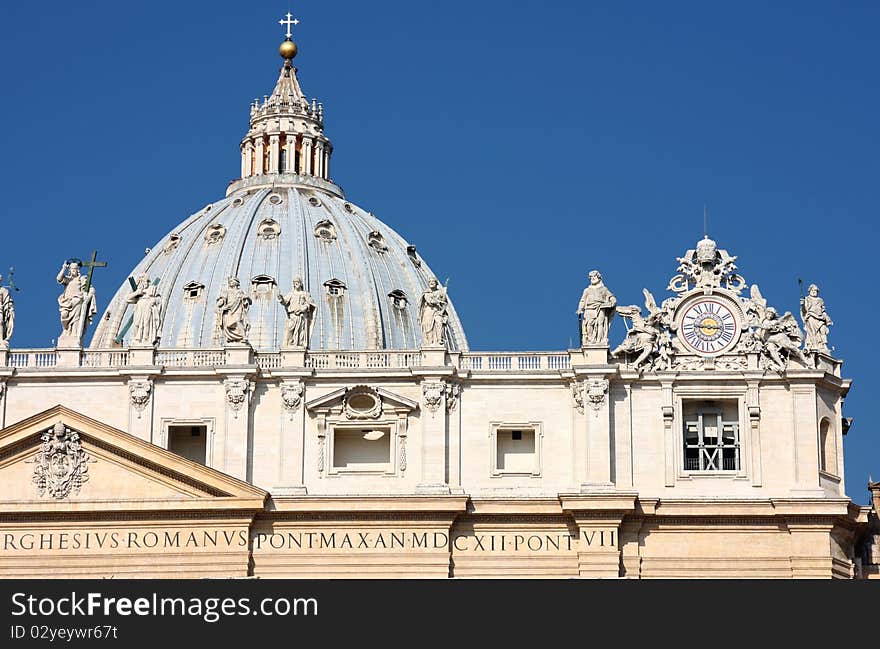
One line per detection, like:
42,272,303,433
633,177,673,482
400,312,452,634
0,528,618,553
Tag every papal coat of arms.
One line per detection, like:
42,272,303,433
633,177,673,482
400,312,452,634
31,422,93,499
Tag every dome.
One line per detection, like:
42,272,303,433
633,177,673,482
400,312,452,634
90,35,468,353
91,181,468,352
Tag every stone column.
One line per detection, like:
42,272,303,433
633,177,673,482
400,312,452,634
322,148,330,179
314,141,325,179
301,137,313,175
254,137,265,175
268,134,280,174
243,141,253,177
416,376,451,494
284,135,296,174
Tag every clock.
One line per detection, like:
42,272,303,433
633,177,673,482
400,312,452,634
677,298,741,356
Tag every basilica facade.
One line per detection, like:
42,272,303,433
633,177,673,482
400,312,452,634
0,18,875,579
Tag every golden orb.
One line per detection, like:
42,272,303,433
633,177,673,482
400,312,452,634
279,39,298,59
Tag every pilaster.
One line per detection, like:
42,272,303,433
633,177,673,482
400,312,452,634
276,379,307,495
417,377,450,494
560,493,637,579
571,360,616,492
790,380,822,496
787,522,836,578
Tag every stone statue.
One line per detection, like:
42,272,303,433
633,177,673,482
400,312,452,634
419,278,449,347
611,289,665,371
57,260,97,345
0,275,14,347
577,270,616,345
277,276,316,348
126,274,163,346
216,277,251,344
758,307,811,372
800,284,832,352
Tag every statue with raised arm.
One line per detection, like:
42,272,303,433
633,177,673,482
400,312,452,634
216,277,251,344
0,274,14,347
277,276,316,348
127,274,163,346
57,260,96,345
800,283,832,353
577,270,616,345
419,278,449,347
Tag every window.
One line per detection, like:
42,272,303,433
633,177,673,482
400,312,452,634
368,231,387,252
168,425,207,465
183,281,205,301
251,274,277,300
257,218,281,240
683,401,740,471
163,233,182,254
819,418,837,475
332,427,391,472
314,219,336,241
406,245,421,267
204,223,226,245
490,423,542,476
388,289,408,310
324,278,346,297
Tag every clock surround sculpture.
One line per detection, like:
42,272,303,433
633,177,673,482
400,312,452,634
610,236,824,373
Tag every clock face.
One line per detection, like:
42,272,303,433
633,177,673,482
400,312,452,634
678,298,740,356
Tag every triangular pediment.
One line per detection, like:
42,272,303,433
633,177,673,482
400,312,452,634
0,406,267,512
306,385,418,415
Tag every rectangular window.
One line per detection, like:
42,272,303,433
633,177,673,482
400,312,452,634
491,424,541,476
332,427,391,471
168,425,207,465
682,401,740,472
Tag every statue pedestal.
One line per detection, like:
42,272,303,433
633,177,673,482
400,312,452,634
128,345,156,366
281,346,307,367
580,344,610,365
0,343,7,367
420,345,448,367
224,342,254,366
55,343,82,367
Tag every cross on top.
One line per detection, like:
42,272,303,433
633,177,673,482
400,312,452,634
80,250,108,293
279,12,300,39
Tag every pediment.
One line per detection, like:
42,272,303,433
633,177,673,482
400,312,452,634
306,385,418,417
0,406,266,512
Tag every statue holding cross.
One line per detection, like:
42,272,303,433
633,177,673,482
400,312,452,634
56,251,106,346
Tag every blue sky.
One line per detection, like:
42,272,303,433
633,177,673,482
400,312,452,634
1,1,877,502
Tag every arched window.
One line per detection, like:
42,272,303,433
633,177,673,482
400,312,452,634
819,418,837,474
251,275,277,301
